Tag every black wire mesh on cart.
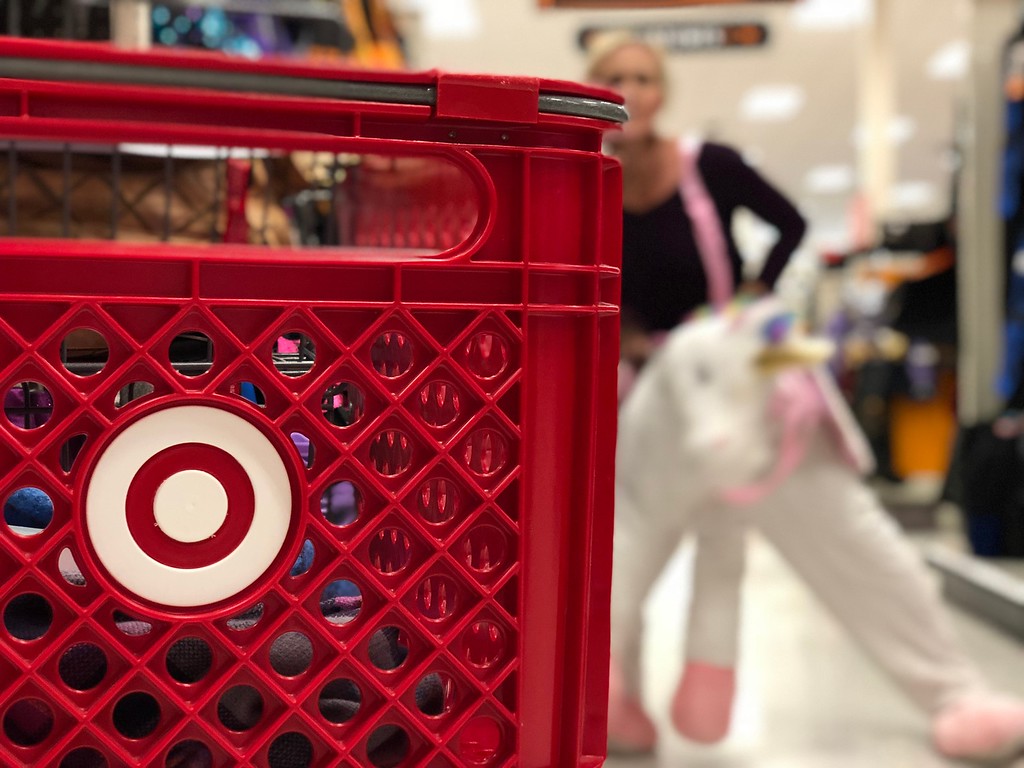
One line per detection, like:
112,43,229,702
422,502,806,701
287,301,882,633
0,142,272,244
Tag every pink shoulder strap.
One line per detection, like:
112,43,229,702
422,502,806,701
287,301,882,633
678,139,733,309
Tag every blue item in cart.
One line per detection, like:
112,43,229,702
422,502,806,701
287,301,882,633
238,380,261,405
3,487,53,531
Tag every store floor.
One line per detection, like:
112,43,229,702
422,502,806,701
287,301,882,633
606,535,1024,768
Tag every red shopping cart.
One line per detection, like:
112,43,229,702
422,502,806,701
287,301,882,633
0,37,624,768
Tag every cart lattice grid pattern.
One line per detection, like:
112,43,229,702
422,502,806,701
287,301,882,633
0,37,624,768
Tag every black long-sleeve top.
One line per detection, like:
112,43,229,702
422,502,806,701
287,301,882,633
621,142,807,332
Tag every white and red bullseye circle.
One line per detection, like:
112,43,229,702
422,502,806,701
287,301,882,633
85,405,294,608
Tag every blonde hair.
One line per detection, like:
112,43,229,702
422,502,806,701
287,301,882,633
584,30,667,86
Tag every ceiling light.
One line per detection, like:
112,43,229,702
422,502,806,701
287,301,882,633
792,0,871,30
805,164,856,195
927,40,969,80
740,85,806,122
888,116,916,144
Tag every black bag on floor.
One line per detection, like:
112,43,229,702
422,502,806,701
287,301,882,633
948,420,1024,557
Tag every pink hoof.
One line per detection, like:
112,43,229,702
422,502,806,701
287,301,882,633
671,662,736,744
932,693,1024,761
608,658,657,754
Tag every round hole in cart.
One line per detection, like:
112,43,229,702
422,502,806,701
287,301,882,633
369,429,412,477
59,548,86,587
418,380,460,428
463,429,509,477
415,477,460,525
217,685,264,732
290,539,315,578
321,382,366,428
290,432,315,470
368,528,412,574
59,433,88,473
4,487,54,537
458,717,503,765
113,610,153,637
368,626,409,672
165,740,212,768
320,580,361,626
415,671,456,718
464,621,505,669
3,698,54,747
465,333,510,380
318,678,361,724
268,731,313,768
58,643,108,691
114,381,155,409
269,631,313,677
370,331,413,378
233,381,267,408
4,381,53,429
4,593,53,641
461,526,507,574
226,602,264,632
169,331,214,377
61,329,109,377
367,724,410,768
166,636,213,684
416,574,459,622
60,747,108,768
273,332,316,378
112,692,161,740
320,481,361,527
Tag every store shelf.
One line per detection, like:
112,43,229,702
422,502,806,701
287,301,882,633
926,543,1024,641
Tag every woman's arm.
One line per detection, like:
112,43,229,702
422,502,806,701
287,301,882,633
702,144,808,289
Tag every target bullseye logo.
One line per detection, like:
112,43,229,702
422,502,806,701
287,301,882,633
152,468,230,544
84,404,297,609
125,443,256,569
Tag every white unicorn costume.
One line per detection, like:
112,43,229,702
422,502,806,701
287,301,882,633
608,142,1024,762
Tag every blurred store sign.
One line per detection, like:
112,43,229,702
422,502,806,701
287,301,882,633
577,21,769,53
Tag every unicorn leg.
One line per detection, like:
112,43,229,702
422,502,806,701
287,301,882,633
757,453,1024,761
672,510,748,744
609,489,683,753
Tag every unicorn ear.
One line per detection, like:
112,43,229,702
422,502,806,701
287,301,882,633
742,301,835,373
760,312,797,345
714,296,834,372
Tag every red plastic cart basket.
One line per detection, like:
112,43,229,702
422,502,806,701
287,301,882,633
0,38,624,768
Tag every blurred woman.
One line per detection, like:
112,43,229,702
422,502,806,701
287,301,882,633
586,33,806,370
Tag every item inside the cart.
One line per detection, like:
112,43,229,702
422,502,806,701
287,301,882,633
0,142,479,251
